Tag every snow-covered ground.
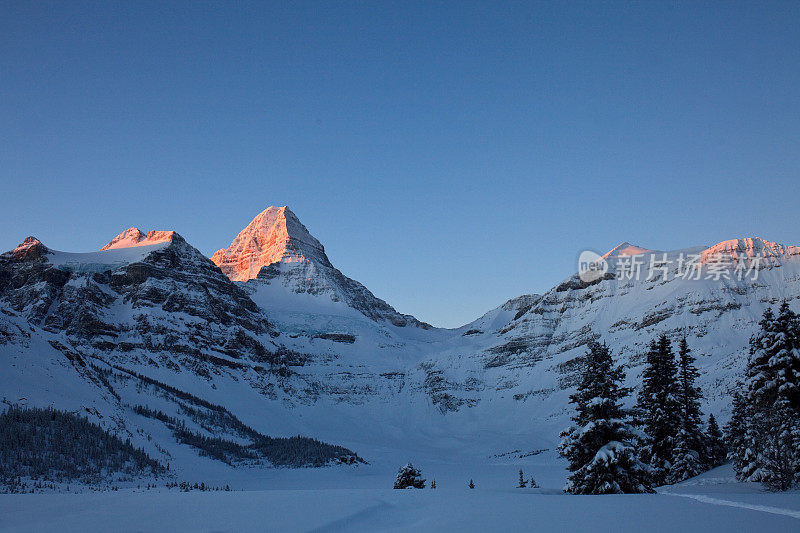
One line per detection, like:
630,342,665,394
1,465,798,532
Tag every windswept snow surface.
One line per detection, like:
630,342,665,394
1,465,798,532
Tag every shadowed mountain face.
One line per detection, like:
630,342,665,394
0,230,361,471
0,231,277,369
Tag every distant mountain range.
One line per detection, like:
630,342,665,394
2,205,798,477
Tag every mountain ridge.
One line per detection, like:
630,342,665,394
3,214,800,485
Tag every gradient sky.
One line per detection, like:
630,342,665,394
2,1,799,327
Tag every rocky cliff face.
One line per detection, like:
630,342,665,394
101,228,176,250
211,207,328,281
411,238,800,419
0,230,364,472
0,231,276,369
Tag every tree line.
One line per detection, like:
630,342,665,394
559,303,799,494
0,406,164,490
726,302,800,491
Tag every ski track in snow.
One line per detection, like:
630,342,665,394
308,500,398,533
667,493,800,520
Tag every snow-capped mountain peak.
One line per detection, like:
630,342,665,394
16,235,42,249
699,237,800,264
4,215,800,492
602,242,655,260
599,238,800,266
1,236,48,262
101,228,176,250
211,206,329,282
212,206,430,328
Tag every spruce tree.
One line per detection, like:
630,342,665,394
677,337,704,453
761,402,799,491
705,413,726,468
728,303,800,490
725,388,749,475
558,341,652,494
517,469,527,488
732,308,776,482
669,337,705,483
393,463,426,489
637,334,681,485
761,303,800,490
772,302,800,414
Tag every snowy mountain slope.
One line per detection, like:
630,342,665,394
207,207,800,453
414,237,800,429
3,213,800,484
0,231,362,477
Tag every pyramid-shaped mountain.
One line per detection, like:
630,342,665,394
212,206,431,329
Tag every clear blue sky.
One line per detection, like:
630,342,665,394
2,1,799,327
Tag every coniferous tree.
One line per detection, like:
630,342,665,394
430,479,436,489
731,308,776,482
517,469,527,488
393,463,426,489
677,338,705,453
763,302,800,490
669,337,706,483
558,341,652,494
468,479,475,489
637,335,681,485
728,303,800,490
670,434,702,485
725,388,748,474
704,414,726,468
761,402,799,491
529,475,539,488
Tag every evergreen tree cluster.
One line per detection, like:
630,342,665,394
636,335,682,484
134,404,362,468
727,302,800,491
393,463,425,489
559,336,726,494
0,406,163,486
517,469,538,488
164,480,232,492
635,335,717,485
